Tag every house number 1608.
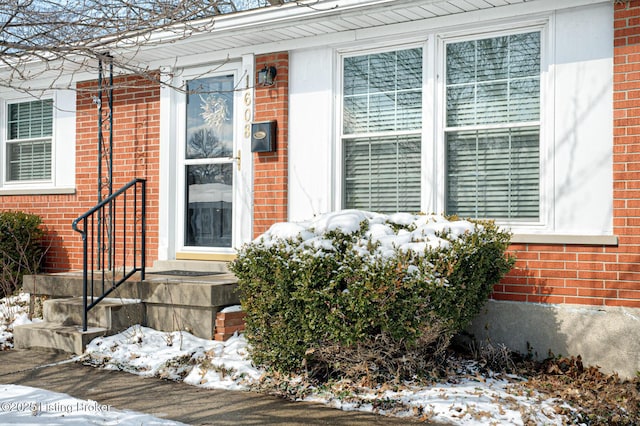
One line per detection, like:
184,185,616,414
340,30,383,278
244,91,251,139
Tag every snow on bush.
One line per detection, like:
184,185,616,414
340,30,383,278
231,210,515,381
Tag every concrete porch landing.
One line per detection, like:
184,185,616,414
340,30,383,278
15,261,240,354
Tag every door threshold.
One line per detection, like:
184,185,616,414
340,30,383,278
153,259,232,273
175,252,236,262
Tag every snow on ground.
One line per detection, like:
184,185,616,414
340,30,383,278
82,325,261,390
0,294,184,425
0,384,185,425
0,293,572,425
80,324,570,425
0,292,40,350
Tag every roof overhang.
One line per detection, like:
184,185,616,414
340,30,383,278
129,0,609,68
0,0,610,92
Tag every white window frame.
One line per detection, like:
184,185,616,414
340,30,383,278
435,22,552,232
336,40,429,215
5,98,53,183
0,90,76,195
335,20,553,233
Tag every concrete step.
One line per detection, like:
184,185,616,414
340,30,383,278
23,271,238,304
22,268,241,341
43,298,145,332
22,273,146,299
13,322,107,355
14,298,146,355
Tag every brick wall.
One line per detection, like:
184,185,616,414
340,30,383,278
0,74,161,272
0,193,78,272
493,2,640,309
253,53,289,238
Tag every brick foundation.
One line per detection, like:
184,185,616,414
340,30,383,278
214,310,247,341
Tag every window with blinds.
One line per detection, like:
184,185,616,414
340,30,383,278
6,99,53,181
445,32,541,220
342,48,423,214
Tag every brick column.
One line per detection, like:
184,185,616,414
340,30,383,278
253,53,289,238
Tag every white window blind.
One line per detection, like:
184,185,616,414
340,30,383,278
6,99,53,181
445,32,541,220
342,48,422,214
344,135,421,213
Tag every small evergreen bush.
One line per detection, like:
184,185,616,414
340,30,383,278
231,210,514,382
0,211,44,297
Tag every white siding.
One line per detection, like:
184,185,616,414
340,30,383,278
552,3,613,235
289,47,335,221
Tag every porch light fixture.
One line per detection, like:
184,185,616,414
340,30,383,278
258,65,277,86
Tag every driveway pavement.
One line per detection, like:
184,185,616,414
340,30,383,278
0,349,421,425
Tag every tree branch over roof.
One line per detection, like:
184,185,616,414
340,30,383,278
0,0,294,94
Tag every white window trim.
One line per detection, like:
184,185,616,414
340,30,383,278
435,20,553,234
334,17,555,235
0,90,76,195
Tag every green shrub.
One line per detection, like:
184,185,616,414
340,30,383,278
0,211,44,297
230,210,514,381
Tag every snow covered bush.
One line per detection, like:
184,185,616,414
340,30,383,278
0,211,44,298
231,210,514,381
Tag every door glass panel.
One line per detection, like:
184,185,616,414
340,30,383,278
186,76,234,159
185,164,233,247
184,74,235,248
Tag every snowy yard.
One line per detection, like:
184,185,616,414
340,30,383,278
0,294,184,425
0,383,186,425
80,326,570,425
0,293,574,425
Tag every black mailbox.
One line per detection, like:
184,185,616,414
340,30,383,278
251,120,276,152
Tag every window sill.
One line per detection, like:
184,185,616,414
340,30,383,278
511,234,618,246
0,187,76,196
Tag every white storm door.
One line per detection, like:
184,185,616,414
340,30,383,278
181,73,237,250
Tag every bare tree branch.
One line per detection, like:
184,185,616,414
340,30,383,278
0,0,295,94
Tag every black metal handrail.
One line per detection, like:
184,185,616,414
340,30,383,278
72,178,146,331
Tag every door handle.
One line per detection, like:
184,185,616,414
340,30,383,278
234,150,241,172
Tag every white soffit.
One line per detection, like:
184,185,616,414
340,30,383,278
133,0,531,61
121,0,608,65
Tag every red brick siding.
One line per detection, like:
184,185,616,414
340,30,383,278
253,53,289,238
0,74,161,272
493,3,640,308
0,193,78,272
